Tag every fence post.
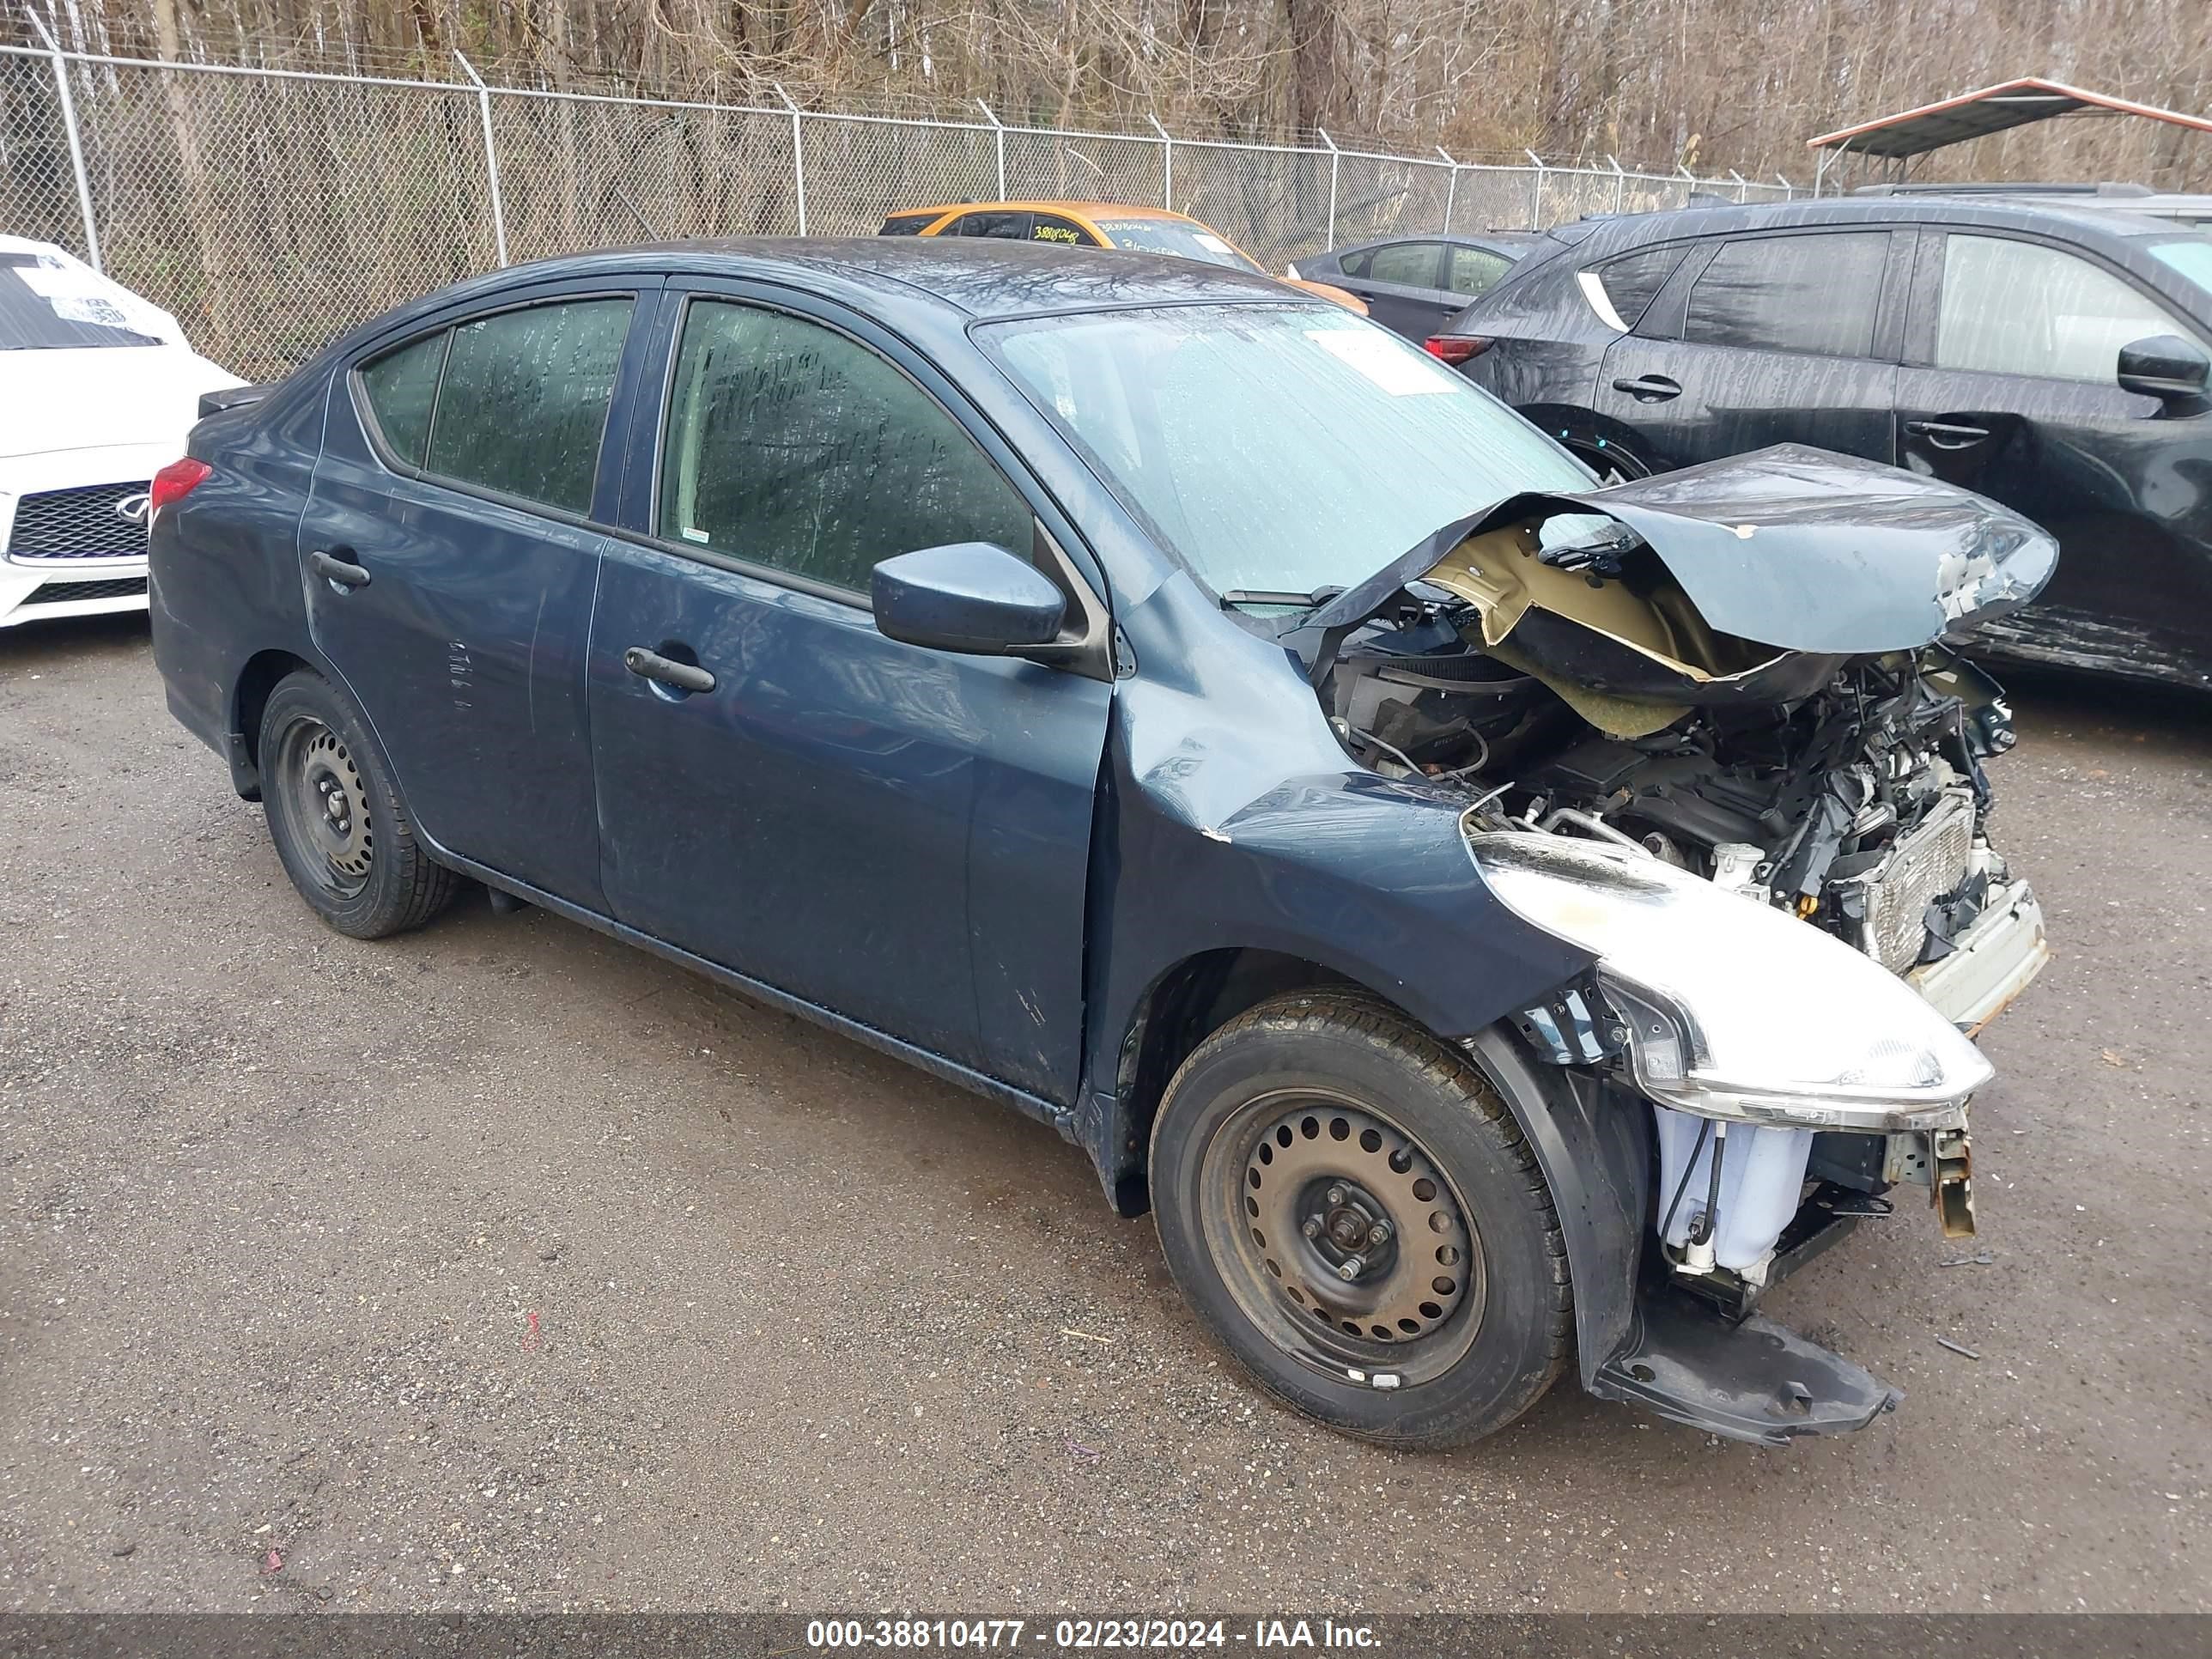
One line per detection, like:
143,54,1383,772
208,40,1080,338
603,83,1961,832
1607,154,1626,216
1435,147,1458,232
1316,128,1340,246
1147,114,1173,210
1523,149,1547,228
776,83,806,234
1779,173,1796,201
1729,167,1747,203
27,11,100,271
977,100,1006,200
453,52,508,266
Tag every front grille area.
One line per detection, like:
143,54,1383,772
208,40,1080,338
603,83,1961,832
6,481,151,561
24,576,149,605
1862,791,1976,973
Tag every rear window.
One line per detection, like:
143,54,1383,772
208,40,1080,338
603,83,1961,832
1589,246,1687,331
1681,232,1888,357
1091,219,1263,273
0,252,165,350
878,213,936,236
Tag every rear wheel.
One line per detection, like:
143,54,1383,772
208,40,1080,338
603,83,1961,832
258,672,459,939
1565,437,1651,486
1149,991,1571,1449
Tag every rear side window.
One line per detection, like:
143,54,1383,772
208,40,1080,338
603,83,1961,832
1446,245,1513,299
422,299,633,515
1366,242,1443,286
1936,234,2190,381
358,331,447,466
953,211,1031,240
1683,233,1888,357
1591,246,1687,330
657,300,1032,594
878,214,934,235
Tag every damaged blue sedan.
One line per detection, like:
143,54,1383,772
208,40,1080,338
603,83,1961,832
149,240,2055,1449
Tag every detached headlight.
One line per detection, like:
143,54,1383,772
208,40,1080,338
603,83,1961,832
1468,830,1991,1132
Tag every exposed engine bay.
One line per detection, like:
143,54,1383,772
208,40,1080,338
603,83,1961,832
1283,450,2059,1327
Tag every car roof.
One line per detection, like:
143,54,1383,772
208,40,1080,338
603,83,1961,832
885,201,1192,223
1324,230,1535,257
1574,194,2190,246
369,237,1306,331
0,234,68,259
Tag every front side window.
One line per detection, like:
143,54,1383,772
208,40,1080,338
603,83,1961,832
658,301,1032,594
1682,232,1888,357
1445,245,1513,299
1937,234,2191,381
1030,215,1096,246
1366,242,1443,288
403,298,632,514
982,303,1591,599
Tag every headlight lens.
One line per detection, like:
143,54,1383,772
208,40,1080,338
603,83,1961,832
1468,830,1991,1131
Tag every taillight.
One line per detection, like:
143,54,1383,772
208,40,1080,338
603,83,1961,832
149,457,211,513
1423,336,1490,365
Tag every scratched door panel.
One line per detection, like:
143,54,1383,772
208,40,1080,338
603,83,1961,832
299,375,611,909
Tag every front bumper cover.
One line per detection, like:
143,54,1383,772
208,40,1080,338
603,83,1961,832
1591,1289,1902,1446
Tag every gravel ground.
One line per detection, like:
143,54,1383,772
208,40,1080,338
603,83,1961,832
1,614,2205,1614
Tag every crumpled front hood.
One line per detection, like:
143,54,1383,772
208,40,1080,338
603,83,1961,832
1309,444,2059,655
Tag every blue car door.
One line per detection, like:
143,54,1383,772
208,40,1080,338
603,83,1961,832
586,283,1113,1100
297,283,657,907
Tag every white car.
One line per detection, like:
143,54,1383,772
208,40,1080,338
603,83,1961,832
1,236,240,629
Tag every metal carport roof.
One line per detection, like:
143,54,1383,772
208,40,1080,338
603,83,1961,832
1808,77,2212,161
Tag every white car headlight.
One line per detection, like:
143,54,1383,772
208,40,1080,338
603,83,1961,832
1468,830,1992,1131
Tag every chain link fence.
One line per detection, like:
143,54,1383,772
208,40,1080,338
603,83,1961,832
1,34,1796,380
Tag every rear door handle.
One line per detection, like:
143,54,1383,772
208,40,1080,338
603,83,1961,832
308,549,370,589
623,646,716,695
1610,374,1682,402
1904,419,1991,448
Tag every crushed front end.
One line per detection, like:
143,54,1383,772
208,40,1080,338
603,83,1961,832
1292,447,2059,1443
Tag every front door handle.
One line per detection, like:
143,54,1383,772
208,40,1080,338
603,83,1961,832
1904,419,1991,448
1611,374,1682,402
308,549,370,589
623,646,716,695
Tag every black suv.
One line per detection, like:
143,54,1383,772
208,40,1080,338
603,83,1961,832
1436,198,2212,688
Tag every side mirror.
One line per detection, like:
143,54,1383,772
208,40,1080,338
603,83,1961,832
872,542,1066,655
2117,333,2211,416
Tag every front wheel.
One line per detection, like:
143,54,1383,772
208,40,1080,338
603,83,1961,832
1149,991,1571,1449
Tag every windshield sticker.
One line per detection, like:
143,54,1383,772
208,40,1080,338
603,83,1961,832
1305,328,1454,395
14,260,167,334
1192,232,1235,256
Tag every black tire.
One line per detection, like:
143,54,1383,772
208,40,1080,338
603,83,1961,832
1565,437,1651,485
1150,990,1571,1449
258,671,459,939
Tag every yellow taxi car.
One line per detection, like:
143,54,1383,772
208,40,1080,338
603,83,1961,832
878,200,1367,313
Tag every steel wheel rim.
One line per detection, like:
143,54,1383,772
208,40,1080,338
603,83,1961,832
1200,1086,1486,1388
279,717,373,899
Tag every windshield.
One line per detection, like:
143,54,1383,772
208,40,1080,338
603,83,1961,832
0,252,166,349
2147,235,2212,297
1091,219,1264,273
981,304,1593,598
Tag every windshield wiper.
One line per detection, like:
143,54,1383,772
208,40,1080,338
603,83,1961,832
1218,586,1346,612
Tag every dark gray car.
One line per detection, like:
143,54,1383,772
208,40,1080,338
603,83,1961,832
1297,233,1533,340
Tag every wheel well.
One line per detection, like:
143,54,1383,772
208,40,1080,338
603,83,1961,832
1111,949,1370,1206
234,649,315,774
